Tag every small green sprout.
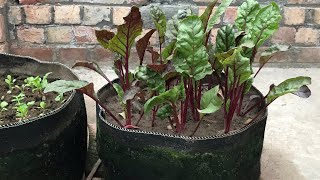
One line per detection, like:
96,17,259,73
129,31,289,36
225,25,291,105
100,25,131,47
5,75,16,93
24,72,52,93
12,93,25,106
0,101,8,111
15,101,35,118
55,93,64,102
39,101,46,109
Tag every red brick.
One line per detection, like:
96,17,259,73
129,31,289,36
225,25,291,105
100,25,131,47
112,7,131,25
223,7,237,24
295,28,319,45
17,26,45,43
10,47,54,61
47,26,73,43
74,26,97,44
284,7,305,25
295,47,320,63
54,5,81,24
94,47,113,62
19,0,38,5
0,15,5,43
58,48,88,65
24,5,52,24
271,27,296,44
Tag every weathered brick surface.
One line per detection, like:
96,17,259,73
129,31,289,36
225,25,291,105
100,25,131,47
295,28,319,45
83,6,111,25
54,5,81,24
223,7,238,24
288,0,319,4
0,0,6,7
313,8,320,25
8,6,22,25
295,47,320,63
93,47,113,62
74,26,97,44
10,46,54,61
73,0,125,4
17,26,45,43
271,27,296,44
128,0,148,4
0,43,9,53
24,5,52,24
57,48,88,65
0,15,6,43
210,28,220,44
113,7,131,25
47,26,73,43
284,7,305,25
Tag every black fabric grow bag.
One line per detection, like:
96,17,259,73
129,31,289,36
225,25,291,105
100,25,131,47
0,54,87,180
96,79,267,180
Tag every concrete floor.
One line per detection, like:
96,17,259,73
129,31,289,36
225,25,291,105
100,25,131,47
75,67,320,180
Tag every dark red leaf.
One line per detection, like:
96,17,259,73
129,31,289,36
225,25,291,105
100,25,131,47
136,29,156,65
147,47,160,63
95,30,115,44
76,83,95,98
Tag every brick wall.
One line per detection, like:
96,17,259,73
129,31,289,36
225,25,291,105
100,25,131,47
1,0,320,66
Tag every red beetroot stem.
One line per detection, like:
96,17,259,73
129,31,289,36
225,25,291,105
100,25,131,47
196,81,202,121
236,83,246,116
189,80,197,121
182,78,192,127
79,91,123,127
135,111,144,126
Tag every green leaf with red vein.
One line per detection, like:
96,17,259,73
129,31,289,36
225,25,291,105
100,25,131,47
200,0,218,30
107,6,143,57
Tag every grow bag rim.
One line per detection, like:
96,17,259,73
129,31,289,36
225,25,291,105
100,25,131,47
97,79,268,141
0,53,77,129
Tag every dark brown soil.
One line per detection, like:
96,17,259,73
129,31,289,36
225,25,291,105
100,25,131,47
103,89,263,137
0,74,70,125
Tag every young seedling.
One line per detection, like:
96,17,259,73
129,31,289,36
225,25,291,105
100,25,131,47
12,93,25,106
39,101,46,109
24,72,52,94
0,101,8,111
55,93,64,102
5,75,16,93
15,101,35,118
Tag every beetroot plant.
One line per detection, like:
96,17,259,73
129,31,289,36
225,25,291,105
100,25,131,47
45,0,311,135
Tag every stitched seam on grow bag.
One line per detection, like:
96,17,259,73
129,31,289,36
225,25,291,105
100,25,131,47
98,108,268,141
0,53,78,129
